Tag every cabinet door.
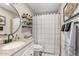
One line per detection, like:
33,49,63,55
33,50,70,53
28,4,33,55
13,42,33,56
22,46,33,56
13,47,25,56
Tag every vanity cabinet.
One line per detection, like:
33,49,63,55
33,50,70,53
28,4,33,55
12,42,34,56
22,46,33,56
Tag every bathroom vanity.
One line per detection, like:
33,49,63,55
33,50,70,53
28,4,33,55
0,37,34,56
12,38,33,56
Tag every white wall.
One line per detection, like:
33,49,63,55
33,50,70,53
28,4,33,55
59,3,66,56
12,4,33,40
13,3,32,16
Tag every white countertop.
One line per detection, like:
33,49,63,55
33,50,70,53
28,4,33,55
0,37,33,56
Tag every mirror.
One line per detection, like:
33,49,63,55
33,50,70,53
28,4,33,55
0,3,32,42
0,3,21,35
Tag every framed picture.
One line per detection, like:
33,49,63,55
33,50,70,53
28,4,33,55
63,3,78,22
0,16,6,25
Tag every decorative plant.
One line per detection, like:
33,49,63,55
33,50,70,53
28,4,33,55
22,13,32,26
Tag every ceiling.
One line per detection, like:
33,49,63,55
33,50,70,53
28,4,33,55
0,3,18,16
0,3,62,15
27,3,61,15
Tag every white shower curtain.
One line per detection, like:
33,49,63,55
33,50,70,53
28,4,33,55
32,13,60,55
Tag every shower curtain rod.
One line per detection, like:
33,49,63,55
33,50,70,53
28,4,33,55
34,12,59,16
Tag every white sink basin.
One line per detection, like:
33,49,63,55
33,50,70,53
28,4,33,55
1,41,25,50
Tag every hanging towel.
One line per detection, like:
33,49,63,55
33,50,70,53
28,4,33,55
61,24,65,31
65,22,76,56
64,22,72,32
68,22,76,56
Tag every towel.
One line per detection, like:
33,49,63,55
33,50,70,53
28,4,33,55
64,22,76,56
64,22,72,32
68,22,76,56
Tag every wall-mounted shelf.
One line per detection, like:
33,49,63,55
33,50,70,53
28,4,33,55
21,13,32,28
22,25,32,28
21,13,32,33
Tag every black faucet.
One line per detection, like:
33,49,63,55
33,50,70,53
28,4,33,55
4,34,14,44
8,34,14,42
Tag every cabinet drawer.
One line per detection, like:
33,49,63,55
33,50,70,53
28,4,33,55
13,42,33,56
